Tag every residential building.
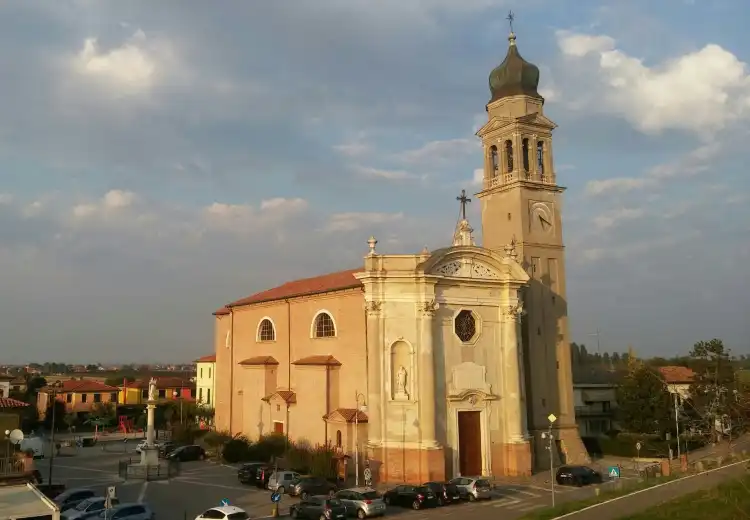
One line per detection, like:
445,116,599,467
36,380,119,419
118,377,195,405
212,25,588,483
658,366,695,402
573,383,618,437
0,397,30,433
195,355,216,408
0,376,11,398
9,378,26,394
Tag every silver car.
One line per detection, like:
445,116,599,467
448,477,493,501
62,497,119,520
267,471,301,493
335,488,386,518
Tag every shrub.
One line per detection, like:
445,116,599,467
252,434,287,461
223,435,251,463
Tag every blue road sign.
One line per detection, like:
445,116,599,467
271,493,281,503
221,499,230,506
607,466,620,479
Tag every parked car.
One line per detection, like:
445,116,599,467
335,487,386,518
288,476,338,499
55,488,97,512
422,482,461,506
447,477,492,501
290,496,347,520
159,441,180,457
255,465,274,489
237,462,267,485
166,445,206,462
382,485,438,510
194,505,249,519
555,465,602,487
267,470,301,493
62,497,119,520
94,502,154,519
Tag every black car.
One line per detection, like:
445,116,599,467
159,441,180,457
54,488,97,512
166,444,206,462
256,465,274,489
237,462,266,485
290,496,347,520
422,482,461,506
288,476,338,499
555,465,603,487
382,485,438,510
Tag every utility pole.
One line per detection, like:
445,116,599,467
674,393,681,459
588,329,602,355
354,391,366,486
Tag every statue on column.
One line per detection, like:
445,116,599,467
148,378,157,402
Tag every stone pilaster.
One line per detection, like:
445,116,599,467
365,300,383,447
418,300,438,446
503,303,527,442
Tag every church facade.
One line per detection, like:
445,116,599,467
212,28,588,483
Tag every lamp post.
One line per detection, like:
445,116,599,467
3,430,9,462
541,413,557,507
173,391,183,425
354,391,367,486
674,393,681,459
47,381,63,486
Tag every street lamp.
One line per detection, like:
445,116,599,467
173,390,183,425
354,391,367,486
541,413,557,507
47,381,63,487
3,430,9,461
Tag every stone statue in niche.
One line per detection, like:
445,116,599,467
394,365,409,400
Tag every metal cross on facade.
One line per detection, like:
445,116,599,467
507,10,515,33
457,189,471,220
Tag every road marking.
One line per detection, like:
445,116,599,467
506,501,531,510
518,503,544,512
506,487,541,497
137,482,148,504
46,463,114,474
492,498,521,508
550,458,750,519
176,477,250,492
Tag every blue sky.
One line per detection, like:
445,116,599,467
0,0,748,363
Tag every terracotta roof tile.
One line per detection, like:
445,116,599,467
223,269,362,310
0,397,30,409
292,355,341,367
239,356,279,366
658,366,695,384
324,408,368,423
262,390,297,404
45,380,119,393
196,354,216,363
214,307,230,316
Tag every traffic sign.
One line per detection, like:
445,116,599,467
221,499,230,507
105,486,117,509
607,466,620,479
271,493,281,503
636,442,642,451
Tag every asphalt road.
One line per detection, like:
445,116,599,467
30,443,631,520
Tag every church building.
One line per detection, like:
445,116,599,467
212,27,588,483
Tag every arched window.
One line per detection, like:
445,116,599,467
490,145,499,174
537,141,545,175
314,312,336,338
522,138,530,173
336,430,342,448
504,140,514,172
258,318,276,342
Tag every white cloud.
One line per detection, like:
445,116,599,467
580,231,701,263
325,212,405,232
71,189,138,219
556,30,750,134
585,177,656,196
203,198,309,231
592,208,645,231
395,138,477,165
471,168,484,187
354,165,420,181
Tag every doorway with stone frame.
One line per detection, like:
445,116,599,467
457,410,482,476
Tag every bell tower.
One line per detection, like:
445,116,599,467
475,23,589,468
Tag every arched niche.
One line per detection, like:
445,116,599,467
389,340,414,401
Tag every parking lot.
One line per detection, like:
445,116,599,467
33,442,628,520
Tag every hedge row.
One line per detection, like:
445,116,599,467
583,434,706,458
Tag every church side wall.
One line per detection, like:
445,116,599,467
215,289,367,446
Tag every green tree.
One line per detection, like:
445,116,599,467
104,374,135,387
687,339,736,440
616,362,673,435
43,401,68,432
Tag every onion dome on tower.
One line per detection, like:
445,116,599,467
487,30,543,104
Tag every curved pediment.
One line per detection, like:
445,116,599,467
421,245,529,283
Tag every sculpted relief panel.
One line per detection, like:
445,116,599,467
434,259,500,280
449,362,493,396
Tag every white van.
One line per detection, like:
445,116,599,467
19,435,45,458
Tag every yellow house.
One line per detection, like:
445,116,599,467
195,355,216,408
118,377,195,405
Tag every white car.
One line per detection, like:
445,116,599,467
195,506,248,520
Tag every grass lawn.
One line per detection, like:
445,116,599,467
620,475,750,519
519,475,679,520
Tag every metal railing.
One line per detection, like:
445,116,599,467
0,456,26,477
